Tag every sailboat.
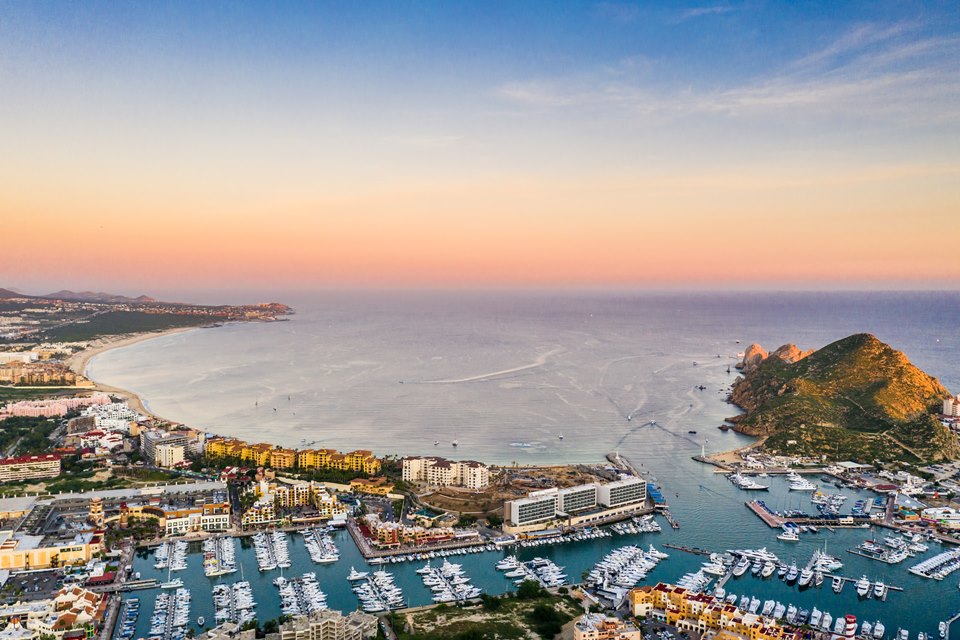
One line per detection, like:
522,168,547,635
159,565,183,589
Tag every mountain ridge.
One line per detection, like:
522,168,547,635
728,333,956,463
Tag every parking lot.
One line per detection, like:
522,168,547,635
1,569,63,602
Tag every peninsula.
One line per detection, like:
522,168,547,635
727,333,956,463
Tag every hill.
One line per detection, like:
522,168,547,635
0,288,32,299
41,290,157,303
729,333,956,463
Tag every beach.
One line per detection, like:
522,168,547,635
67,327,199,420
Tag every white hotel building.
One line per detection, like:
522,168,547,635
402,456,490,490
504,475,648,534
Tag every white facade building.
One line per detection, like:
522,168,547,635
944,396,960,418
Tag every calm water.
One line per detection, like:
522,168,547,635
95,292,960,630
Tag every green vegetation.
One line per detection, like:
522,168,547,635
0,387,78,403
731,333,956,462
42,311,213,342
395,591,579,640
0,415,59,456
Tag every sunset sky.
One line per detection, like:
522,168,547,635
2,1,959,295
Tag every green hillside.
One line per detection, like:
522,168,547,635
729,333,956,463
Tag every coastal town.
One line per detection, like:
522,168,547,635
2,303,960,640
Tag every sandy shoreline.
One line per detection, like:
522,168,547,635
67,327,199,421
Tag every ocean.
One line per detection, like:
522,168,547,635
89,291,960,630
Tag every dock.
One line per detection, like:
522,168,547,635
745,500,874,529
663,543,712,556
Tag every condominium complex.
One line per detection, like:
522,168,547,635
155,443,185,468
0,453,61,483
0,585,107,640
206,438,381,475
360,513,467,548
0,392,110,420
629,583,802,640
401,456,490,490
140,430,192,465
241,480,346,528
278,609,378,640
504,476,647,534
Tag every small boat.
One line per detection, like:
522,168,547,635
688,430,697,434
452,440,458,447
856,575,871,597
433,441,439,446
558,434,564,440
833,576,843,593
159,578,183,589
197,617,205,626
940,622,946,639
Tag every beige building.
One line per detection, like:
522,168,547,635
155,443,185,468
278,610,377,640
573,614,642,640
401,456,489,490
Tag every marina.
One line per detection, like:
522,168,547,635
302,527,339,564
203,536,238,577
274,573,328,615
350,570,406,613
416,559,482,603
212,581,256,625
253,531,291,571
147,588,191,640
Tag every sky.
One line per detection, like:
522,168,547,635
1,1,958,296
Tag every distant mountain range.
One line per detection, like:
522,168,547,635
0,287,158,304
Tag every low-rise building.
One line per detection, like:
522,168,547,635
278,609,377,640
573,614,641,640
0,530,105,571
120,495,231,535
205,439,381,475
241,480,346,529
629,583,801,640
0,585,106,640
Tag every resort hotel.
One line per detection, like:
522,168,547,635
504,475,648,534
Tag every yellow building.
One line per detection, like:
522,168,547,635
270,448,296,469
0,530,105,571
629,584,800,640
207,438,381,475
349,477,395,496
242,480,346,528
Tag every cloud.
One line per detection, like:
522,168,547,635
677,5,737,22
495,21,960,124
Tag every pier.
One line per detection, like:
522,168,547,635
662,543,712,556
745,500,873,529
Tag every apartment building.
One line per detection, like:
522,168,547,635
140,430,191,465
573,614,641,640
0,454,61,483
241,480,346,528
155,443,185,468
629,583,801,640
278,609,378,640
401,456,490,490
205,439,381,475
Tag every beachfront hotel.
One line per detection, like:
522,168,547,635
629,584,802,640
0,584,107,640
504,476,647,534
205,438,381,475
401,456,490,490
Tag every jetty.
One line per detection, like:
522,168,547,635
663,543,711,556
745,500,873,529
